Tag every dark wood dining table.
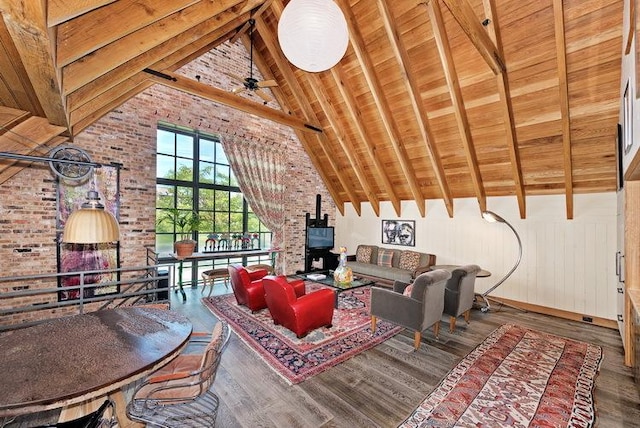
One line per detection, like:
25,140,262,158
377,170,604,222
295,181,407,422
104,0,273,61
0,307,192,426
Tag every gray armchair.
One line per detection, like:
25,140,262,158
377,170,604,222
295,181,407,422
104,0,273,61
370,269,451,350
443,264,480,332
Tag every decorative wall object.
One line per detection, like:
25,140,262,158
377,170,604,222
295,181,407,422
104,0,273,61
56,165,121,300
381,220,415,247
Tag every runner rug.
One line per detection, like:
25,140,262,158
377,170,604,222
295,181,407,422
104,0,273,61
202,284,401,384
399,324,603,428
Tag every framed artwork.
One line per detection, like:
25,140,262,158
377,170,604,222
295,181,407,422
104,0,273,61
56,166,121,301
382,220,415,247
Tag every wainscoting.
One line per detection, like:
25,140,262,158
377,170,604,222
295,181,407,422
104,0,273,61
335,193,617,322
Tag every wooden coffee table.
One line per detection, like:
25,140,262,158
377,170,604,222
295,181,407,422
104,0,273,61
296,270,375,308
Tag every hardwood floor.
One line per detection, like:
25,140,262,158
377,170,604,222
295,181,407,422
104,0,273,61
173,284,640,428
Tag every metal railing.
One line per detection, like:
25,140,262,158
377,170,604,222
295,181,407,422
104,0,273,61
0,263,172,331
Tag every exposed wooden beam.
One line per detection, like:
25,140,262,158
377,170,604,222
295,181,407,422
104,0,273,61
67,11,249,119
56,0,200,67
381,0,456,217
552,0,573,219
258,4,359,214
47,0,117,27
61,0,255,95
144,69,324,135
330,65,402,216
482,0,526,219
426,0,484,213
338,0,426,217
306,73,381,216
72,79,153,136
439,0,505,75
0,18,45,116
0,0,67,128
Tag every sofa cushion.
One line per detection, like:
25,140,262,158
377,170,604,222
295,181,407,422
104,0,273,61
377,249,394,267
356,245,374,263
349,261,414,284
399,250,421,271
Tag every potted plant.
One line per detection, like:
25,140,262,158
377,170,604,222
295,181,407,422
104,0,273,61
157,208,202,257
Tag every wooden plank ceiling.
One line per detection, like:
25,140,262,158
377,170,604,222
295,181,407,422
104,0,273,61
0,0,623,218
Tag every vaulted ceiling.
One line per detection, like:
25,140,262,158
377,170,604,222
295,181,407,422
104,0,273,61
0,0,624,218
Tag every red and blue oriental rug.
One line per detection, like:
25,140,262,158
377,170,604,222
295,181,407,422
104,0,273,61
202,284,401,384
399,324,603,428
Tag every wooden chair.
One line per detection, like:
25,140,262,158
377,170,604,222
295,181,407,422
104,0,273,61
126,321,231,427
246,263,275,274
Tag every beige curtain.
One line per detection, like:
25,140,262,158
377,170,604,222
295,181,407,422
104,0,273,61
220,136,285,266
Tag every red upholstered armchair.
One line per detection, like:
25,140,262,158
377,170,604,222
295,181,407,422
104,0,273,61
228,264,270,312
263,275,334,338
228,265,306,312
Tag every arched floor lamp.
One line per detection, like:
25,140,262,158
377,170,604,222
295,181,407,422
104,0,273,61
479,210,524,313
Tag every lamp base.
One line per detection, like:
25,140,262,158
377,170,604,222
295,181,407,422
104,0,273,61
475,293,527,313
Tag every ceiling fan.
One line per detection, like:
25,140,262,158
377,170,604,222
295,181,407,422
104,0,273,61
227,19,277,104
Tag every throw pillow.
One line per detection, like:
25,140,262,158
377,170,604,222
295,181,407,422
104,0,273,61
402,284,413,296
377,249,394,267
399,250,421,271
356,246,372,263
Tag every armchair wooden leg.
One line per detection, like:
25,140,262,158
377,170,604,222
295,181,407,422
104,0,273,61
414,331,421,350
449,316,456,333
433,321,440,339
464,309,470,324
371,316,377,333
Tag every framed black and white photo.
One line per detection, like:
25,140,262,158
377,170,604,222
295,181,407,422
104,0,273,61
382,220,415,247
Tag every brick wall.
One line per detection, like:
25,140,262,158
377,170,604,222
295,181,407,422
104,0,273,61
0,41,335,321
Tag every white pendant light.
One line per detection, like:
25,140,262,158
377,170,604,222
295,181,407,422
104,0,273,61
63,190,120,243
278,0,349,73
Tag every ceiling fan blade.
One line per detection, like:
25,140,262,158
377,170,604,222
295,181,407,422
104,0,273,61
255,89,273,103
231,86,247,94
257,79,278,88
224,72,246,83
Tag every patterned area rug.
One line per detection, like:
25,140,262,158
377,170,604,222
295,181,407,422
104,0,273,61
399,324,603,428
202,284,401,384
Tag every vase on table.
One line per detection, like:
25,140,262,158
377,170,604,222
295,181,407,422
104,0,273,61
333,246,353,284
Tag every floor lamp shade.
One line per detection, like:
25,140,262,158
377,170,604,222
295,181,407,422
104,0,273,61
62,191,120,243
278,0,349,72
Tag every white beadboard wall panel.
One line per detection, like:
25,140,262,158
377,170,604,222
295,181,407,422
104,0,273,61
335,193,617,320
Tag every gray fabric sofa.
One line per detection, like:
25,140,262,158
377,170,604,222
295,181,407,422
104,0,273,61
346,244,436,286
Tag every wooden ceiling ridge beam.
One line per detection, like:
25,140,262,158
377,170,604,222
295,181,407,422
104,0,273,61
380,0,455,217
259,3,359,214
338,0,426,217
438,0,505,75
306,73,381,216
67,10,249,118
482,0,526,219
331,65,402,216
144,69,323,135
426,0,484,213
229,0,273,44
56,0,201,67
0,0,67,129
61,0,257,95
553,0,574,220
